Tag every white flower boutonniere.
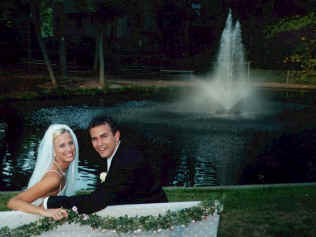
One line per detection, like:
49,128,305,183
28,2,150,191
100,172,107,183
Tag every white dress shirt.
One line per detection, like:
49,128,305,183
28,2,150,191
106,140,120,171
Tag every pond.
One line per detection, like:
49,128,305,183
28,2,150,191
1,88,316,191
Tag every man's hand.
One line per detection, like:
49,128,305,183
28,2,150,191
42,208,68,221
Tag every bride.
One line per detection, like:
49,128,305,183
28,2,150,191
6,124,79,221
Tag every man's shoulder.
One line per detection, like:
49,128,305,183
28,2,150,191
119,143,143,155
117,143,145,162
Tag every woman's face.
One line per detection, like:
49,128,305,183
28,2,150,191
54,131,76,164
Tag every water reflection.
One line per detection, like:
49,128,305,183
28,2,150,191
1,90,316,190
1,128,36,190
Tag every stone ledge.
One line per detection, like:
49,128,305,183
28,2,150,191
0,201,201,229
96,201,201,217
0,201,220,237
38,215,220,237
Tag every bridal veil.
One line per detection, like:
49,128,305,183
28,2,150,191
27,124,79,202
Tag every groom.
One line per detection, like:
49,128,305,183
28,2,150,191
44,115,167,214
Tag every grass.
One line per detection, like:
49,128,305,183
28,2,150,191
1,184,315,236
0,192,16,211
250,68,288,83
250,68,316,85
165,185,316,237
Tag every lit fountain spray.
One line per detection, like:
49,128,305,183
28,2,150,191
195,9,253,115
213,10,248,110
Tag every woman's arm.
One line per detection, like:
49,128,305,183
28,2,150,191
7,173,68,220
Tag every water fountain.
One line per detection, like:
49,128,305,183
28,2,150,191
212,10,249,110
191,10,254,116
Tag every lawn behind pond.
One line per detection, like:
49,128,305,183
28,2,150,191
1,184,315,237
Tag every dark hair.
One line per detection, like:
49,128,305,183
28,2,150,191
88,115,118,134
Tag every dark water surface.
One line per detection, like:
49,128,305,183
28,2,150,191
1,89,316,190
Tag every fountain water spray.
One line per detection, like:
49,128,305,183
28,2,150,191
214,10,247,85
196,9,253,114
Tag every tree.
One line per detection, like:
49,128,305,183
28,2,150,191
265,12,316,80
54,0,68,81
29,0,57,87
0,1,31,68
75,0,136,87
156,1,189,57
0,2,15,28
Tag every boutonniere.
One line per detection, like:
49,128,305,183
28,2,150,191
100,172,107,183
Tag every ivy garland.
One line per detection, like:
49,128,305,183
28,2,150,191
0,200,223,237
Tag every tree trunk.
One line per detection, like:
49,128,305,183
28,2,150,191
55,1,68,81
30,1,57,88
184,19,191,56
93,33,100,72
59,36,67,80
99,29,105,87
27,17,32,73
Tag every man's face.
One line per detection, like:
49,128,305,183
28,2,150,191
89,124,120,159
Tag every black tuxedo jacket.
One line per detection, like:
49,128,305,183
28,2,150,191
47,143,168,214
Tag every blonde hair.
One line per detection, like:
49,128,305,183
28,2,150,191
53,128,70,142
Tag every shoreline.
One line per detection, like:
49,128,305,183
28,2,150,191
2,73,316,101
86,78,316,91
1,182,315,194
